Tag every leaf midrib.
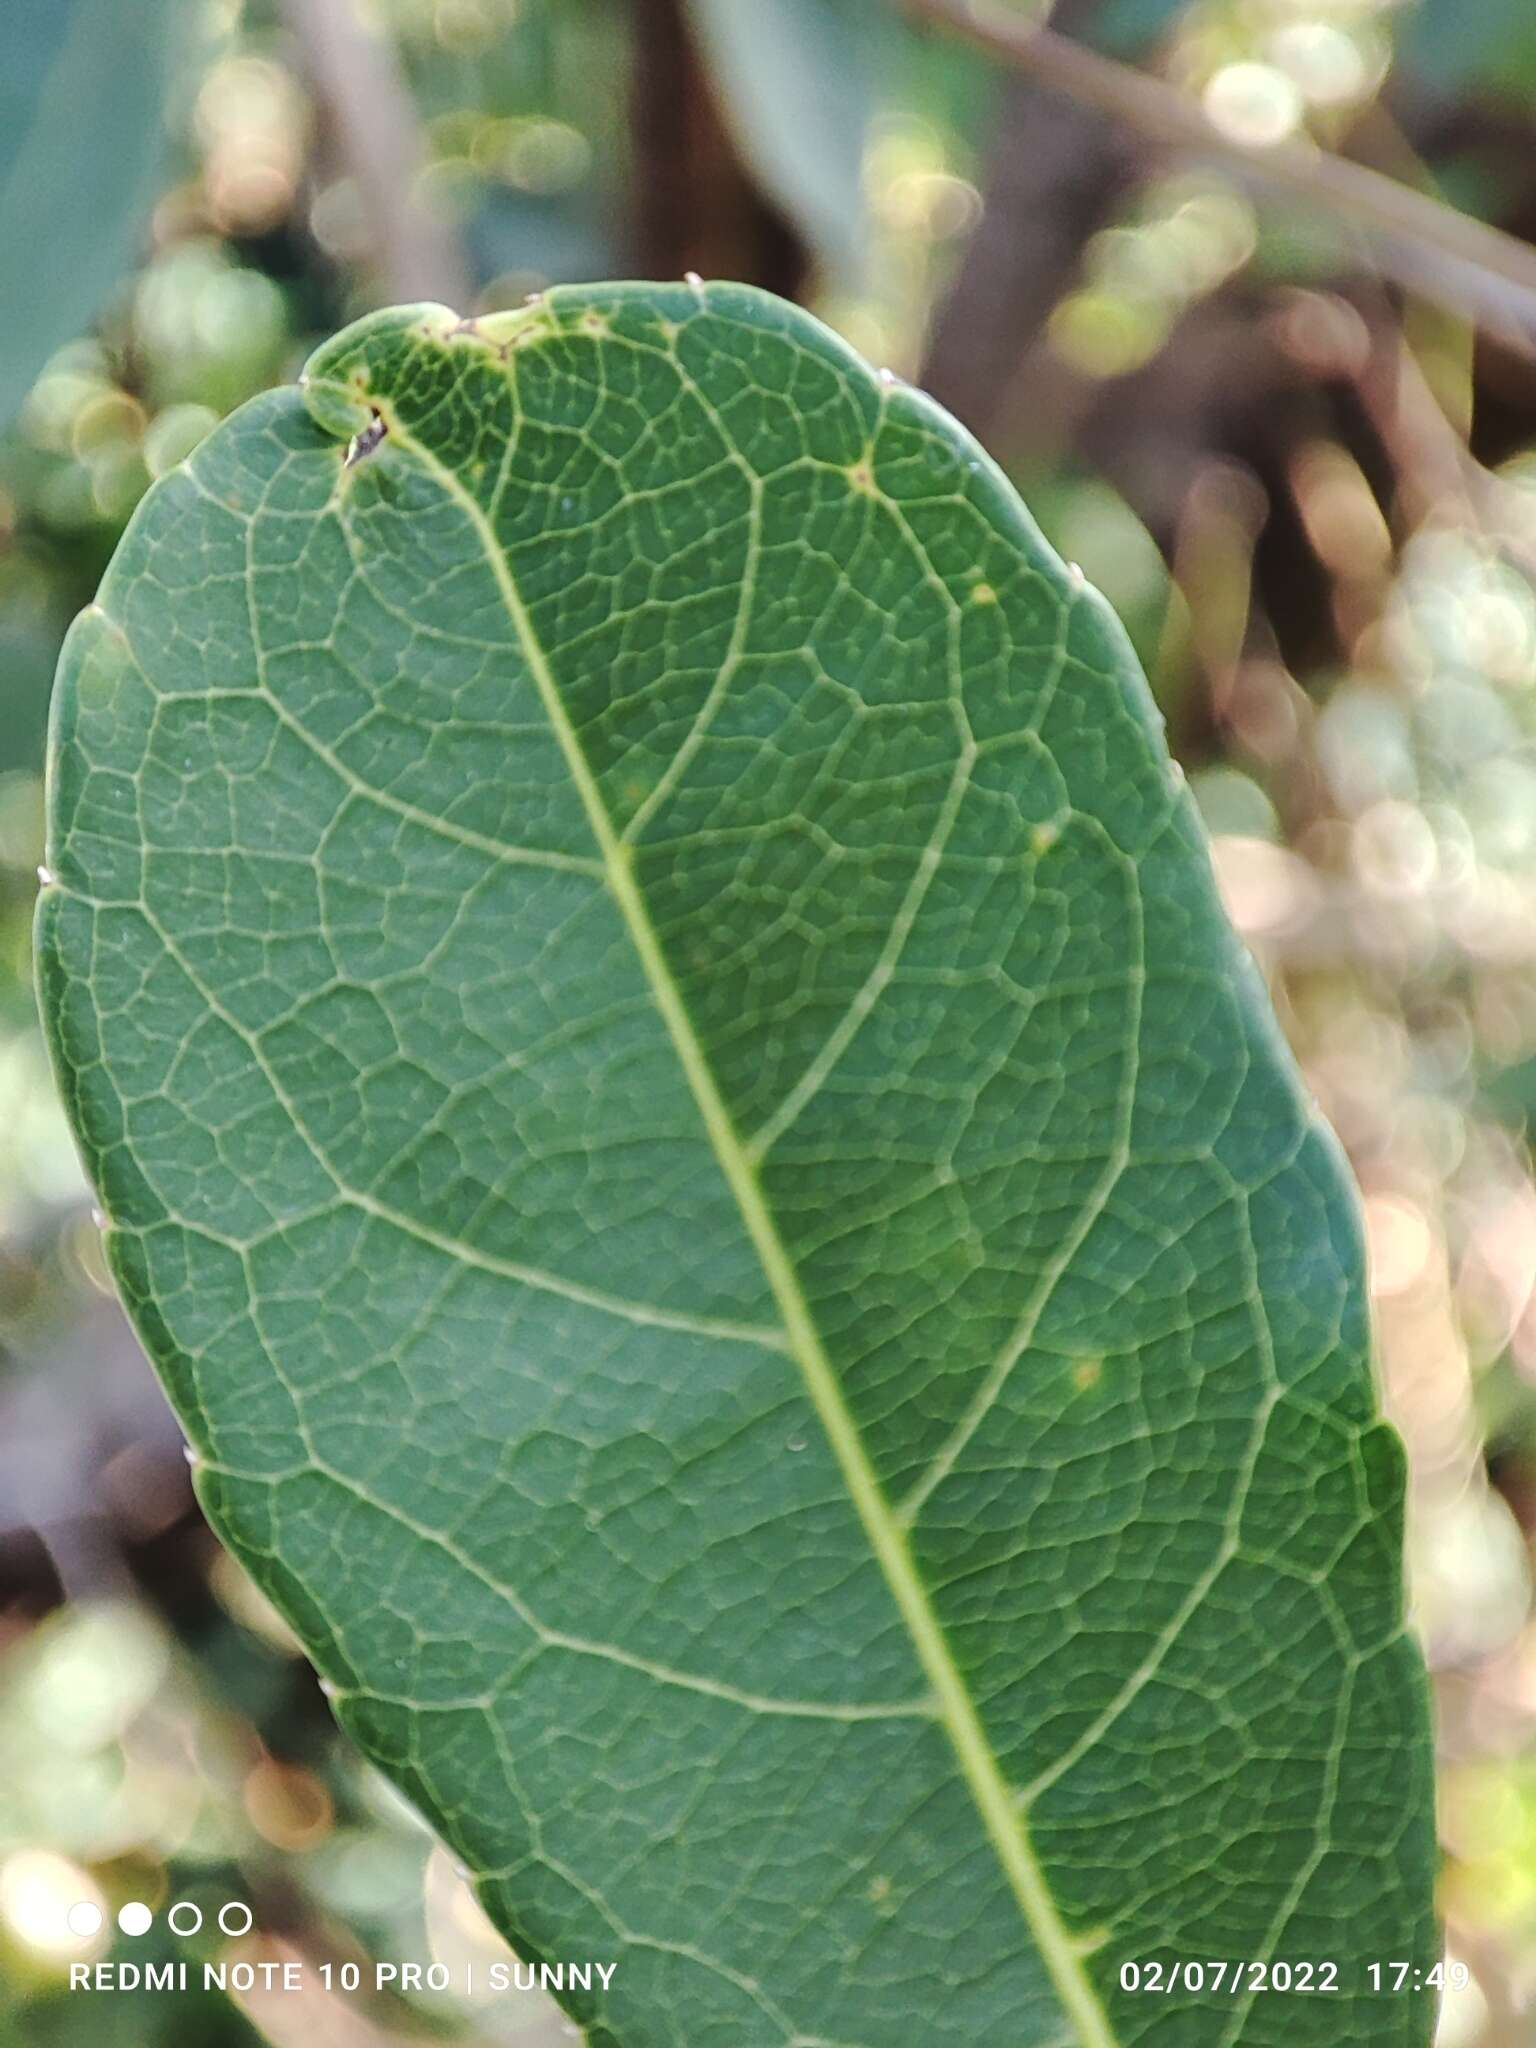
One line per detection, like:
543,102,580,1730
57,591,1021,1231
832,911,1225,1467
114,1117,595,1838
333,364,1117,2048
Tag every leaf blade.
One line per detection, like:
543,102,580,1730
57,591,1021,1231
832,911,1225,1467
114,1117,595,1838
678,0,883,287
0,0,186,425
40,284,1436,2045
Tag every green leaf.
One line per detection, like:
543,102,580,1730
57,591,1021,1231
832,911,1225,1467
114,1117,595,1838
39,284,1436,2045
1395,0,1532,93
0,0,187,427
679,0,883,285
1084,0,1190,55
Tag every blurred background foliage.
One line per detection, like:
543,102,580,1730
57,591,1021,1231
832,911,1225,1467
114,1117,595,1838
3,0,1536,2039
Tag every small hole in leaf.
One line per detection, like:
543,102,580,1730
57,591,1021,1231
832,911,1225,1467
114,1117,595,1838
345,410,388,468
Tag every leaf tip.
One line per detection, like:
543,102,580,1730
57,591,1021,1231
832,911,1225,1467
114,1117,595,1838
299,302,462,439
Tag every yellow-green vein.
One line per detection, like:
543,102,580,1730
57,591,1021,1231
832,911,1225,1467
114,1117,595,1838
320,343,1120,2048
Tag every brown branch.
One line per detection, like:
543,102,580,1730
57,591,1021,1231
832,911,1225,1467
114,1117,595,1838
905,0,1536,348
919,0,1138,436
280,0,471,309
628,0,810,296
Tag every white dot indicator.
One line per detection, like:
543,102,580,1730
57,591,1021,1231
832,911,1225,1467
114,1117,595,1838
67,1902,103,1938
118,1902,153,1937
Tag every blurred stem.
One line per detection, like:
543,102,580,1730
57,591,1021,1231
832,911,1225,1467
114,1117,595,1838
920,0,1135,437
280,0,471,309
906,0,1536,350
628,0,810,296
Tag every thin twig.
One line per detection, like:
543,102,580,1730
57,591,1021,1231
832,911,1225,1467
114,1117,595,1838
281,0,471,309
905,0,1536,348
